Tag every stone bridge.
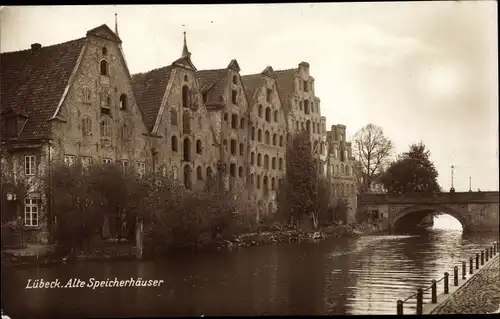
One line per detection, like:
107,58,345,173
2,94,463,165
359,191,500,233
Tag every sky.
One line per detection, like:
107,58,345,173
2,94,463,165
1,2,498,192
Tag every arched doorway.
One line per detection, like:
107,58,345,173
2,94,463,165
183,165,192,189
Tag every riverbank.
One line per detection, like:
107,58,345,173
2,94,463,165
430,255,500,314
1,222,383,267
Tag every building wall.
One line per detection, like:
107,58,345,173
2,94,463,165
219,67,250,194
52,35,151,171
152,66,218,191
248,73,287,217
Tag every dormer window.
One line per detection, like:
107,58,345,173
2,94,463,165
3,116,19,138
100,60,109,76
202,92,208,103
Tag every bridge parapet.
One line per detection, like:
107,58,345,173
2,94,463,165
360,191,499,205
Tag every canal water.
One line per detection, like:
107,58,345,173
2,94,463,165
2,215,499,318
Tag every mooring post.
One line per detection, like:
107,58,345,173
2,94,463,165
416,288,424,315
397,300,403,315
444,272,449,294
462,261,466,280
486,248,489,261
469,257,473,274
431,280,437,303
481,250,484,265
476,253,479,269
453,266,458,286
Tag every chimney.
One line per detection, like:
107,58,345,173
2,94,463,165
31,43,42,53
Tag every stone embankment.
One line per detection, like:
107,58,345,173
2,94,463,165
430,255,500,315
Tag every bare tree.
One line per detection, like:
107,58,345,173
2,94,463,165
352,124,393,193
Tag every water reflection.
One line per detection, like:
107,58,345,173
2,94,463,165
2,230,499,317
433,214,463,230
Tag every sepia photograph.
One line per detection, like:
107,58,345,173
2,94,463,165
0,2,499,317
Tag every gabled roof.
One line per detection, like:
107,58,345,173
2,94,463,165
86,24,122,44
131,66,173,132
240,73,262,104
196,68,228,108
0,37,86,139
274,68,297,112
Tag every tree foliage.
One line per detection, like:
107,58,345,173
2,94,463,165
352,124,393,193
276,132,343,229
380,142,441,194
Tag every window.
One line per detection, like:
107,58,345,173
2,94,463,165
206,167,213,180
170,109,178,126
238,166,243,177
103,158,112,164
250,174,254,185
304,100,310,114
24,197,39,227
299,101,303,111
224,113,228,122
137,162,146,176
265,131,270,144
230,163,236,177
264,155,269,169
100,117,112,139
197,166,203,180
81,157,92,168
272,157,276,169
265,107,271,122
258,129,262,142
346,166,350,176
258,105,263,117
196,140,202,154
202,92,208,103
230,139,237,155
257,153,262,167
83,86,92,104
64,155,75,166
122,160,129,171
231,114,238,129
24,155,36,175
182,85,190,108
121,122,131,141
251,127,255,141
183,111,191,134
102,47,107,55
251,152,255,165
184,75,189,82
271,177,276,191
257,175,261,189
172,166,179,180
303,80,308,92
184,165,192,189
183,138,191,162
266,89,272,102
100,91,110,108
82,117,92,136
171,136,178,152
272,134,277,146
100,60,108,76
232,75,238,84
231,90,237,104
279,158,283,170
240,118,245,129
119,94,127,110
239,143,244,156
3,117,18,138
279,135,283,147
274,110,278,122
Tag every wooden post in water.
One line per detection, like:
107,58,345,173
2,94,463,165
476,253,479,269
462,261,466,280
444,272,449,294
416,288,424,315
431,280,437,303
397,300,403,315
481,250,484,265
486,248,489,261
469,257,473,274
135,219,143,260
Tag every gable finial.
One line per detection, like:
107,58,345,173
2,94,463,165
115,12,119,37
181,25,191,58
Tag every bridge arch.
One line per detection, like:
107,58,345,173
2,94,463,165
391,204,470,232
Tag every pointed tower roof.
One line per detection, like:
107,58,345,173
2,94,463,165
182,31,191,58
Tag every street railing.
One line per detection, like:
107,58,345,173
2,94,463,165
396,241,499,315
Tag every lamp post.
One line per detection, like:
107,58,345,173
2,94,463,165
450,165,455,193
469,176,472,192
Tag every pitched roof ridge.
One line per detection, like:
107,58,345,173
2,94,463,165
0,37,86,56
196,68,227,73
274,68,296,73
132,65,172,78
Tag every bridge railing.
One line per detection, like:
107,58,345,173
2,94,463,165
396,241,499,315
